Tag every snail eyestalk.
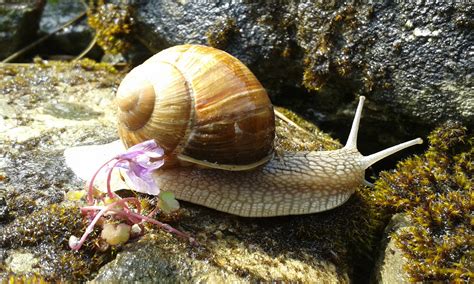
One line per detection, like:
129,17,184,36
361,138,423,169
344,96,365,150
342,95,423,169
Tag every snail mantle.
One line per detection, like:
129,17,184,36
64,44,422,218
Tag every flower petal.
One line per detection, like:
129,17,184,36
125,168,160,195
128,139,158,152
117,140,164,161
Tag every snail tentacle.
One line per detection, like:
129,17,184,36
360,137,423,169
344,96,365,150
342,96,423,170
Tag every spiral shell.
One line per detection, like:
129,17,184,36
116,44,275,169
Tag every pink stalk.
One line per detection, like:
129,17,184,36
124,211,197,245
87,157,116,204
106,159,125,200
71,197,139,250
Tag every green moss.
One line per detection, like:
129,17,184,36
4,193,36,221
74,57,118,73
206,18,237,50
87,0,133,55
274,106,341,151
0,204,114,281
371,121,473,282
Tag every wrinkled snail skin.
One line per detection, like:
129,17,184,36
153,149,362,217
116,44,423,217
152,97,422,217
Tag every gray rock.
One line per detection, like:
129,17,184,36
39,0,100,59
132,1,300,93
361,2,473,127
5,251,39,274
0,1,45,60
373,214,411,284
131,1,473,144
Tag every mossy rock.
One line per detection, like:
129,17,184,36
371,122,473,282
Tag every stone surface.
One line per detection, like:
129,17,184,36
0,1,45,60
39,0,100,59
373,214,412,284
93,233,344,283
132,1,299,94
0,61,121,281
131,1,473,149
4,251,39,274
0,62,376,282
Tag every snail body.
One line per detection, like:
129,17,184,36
115,44,422,217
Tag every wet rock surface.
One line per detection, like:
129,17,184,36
0,61,120,280
0,62,377,282
0,1,45,60
132,1,299,94
39,0,100,60
132,1,473,148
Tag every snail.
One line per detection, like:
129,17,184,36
112,44,423,217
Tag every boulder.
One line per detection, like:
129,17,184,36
0,1,45,60
131,1,473,151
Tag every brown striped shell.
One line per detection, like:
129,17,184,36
116,44,275,170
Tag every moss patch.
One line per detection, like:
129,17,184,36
206,18,238,50
370,121,473,282
296,3,376,92
0,204,114,281
87,0,134,55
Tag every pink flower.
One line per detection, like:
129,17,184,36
70,140,195,251
87,140,165,204
115,140,165,195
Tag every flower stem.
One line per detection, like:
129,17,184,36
106,159,125,200
71,197,139,250
87,157,116,205
124,211,197,246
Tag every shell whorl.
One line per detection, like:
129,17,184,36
116,69,156,131
116,45,275,168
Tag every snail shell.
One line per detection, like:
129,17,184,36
113,44,423,217
116,44,274,170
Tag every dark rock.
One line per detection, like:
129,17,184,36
0,195,8,222
0,0,46,60
361,2,473,129
38,0,101,60
131,1,473,152
132,1,301,94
